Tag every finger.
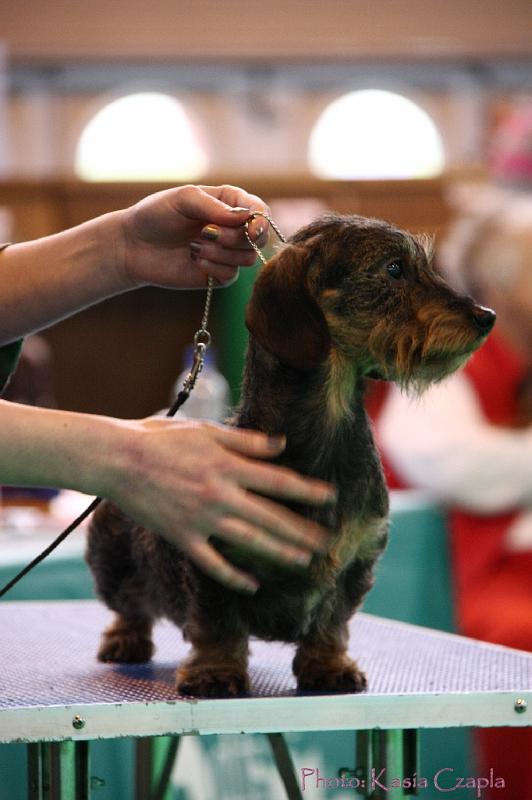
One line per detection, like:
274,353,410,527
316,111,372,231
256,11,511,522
198,185,271,246
175,185,248,227
210,426,336,504
200,184,271,221
199,222,268,251
222,484,330,551
185,537,259,593
217,516,312,567
247,215,270,246
231,459,337,506
195,261,240,287
188,185,270,239
209,424,287,457
190,240,258,266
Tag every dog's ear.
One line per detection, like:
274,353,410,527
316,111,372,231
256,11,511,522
245,244,331,370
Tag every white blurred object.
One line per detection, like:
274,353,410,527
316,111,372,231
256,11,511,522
0,490,92,564
506,510,532,551
171,347,231,422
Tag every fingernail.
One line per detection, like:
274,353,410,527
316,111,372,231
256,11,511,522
201,225,220,242
323,487,337,503
240,579,259,594
268,434,286,450
229,206,250,213
249,225,265,243
315,535,329,553
190,241,202,261
294,550,312,566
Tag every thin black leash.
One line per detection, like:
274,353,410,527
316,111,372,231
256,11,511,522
0,211,286,599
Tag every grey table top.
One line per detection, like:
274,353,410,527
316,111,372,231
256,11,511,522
0,600,531,743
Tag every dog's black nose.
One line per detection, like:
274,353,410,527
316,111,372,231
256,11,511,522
472,305,496,333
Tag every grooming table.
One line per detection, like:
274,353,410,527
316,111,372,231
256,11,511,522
1,601,531,800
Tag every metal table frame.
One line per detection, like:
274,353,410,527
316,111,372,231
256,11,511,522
1,601,531,800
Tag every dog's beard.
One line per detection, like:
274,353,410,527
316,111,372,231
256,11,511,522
368,344,482,395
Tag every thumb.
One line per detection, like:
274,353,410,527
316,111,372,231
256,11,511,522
179,187,251,227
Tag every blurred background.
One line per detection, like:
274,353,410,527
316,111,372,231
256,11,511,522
2,0,532,416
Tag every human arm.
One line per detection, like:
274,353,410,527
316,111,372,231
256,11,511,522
0,400,335,592
0,184,268,344
378,374,532,512
0,184,339,589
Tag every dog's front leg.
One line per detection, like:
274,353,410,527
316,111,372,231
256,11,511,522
293,614,367,694
98,613,154,664
176,584,250,698
293,553,380,693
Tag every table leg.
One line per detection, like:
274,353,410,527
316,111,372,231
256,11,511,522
135,736,180,800
27,741,90,800
349,729,419,798
266,733,304,800
28,744,44,800
373,729,419,798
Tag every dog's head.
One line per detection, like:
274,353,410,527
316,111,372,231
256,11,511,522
245,213,495,391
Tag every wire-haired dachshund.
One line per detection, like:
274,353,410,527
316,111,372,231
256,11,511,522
87,213,495,697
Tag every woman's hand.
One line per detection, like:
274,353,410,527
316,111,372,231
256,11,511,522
117,184,270,290
105,419,335,593
0,404,334,593
0,183,271,344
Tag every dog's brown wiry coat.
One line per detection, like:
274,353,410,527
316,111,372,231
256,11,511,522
87,213,495,697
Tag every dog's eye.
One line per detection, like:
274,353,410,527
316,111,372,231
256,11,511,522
387,260,404,279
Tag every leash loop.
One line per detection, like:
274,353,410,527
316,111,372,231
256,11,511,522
178,276,213,397
244,212,287,265
182,342,206,395
193,329,211,349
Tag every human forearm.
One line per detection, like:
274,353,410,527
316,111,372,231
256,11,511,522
0,212,126,343
0,399,126,494
0,185,270,344
0,400,336,591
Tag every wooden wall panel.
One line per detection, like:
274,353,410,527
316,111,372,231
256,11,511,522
3,1,532,61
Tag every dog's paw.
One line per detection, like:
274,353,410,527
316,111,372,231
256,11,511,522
97,631,154,664
296,658,367,694
176,666,250,698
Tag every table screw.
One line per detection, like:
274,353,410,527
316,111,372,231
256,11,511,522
514,698,527,714
72,714,86,730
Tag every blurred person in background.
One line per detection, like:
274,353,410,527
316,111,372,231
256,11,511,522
377,105,532,799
